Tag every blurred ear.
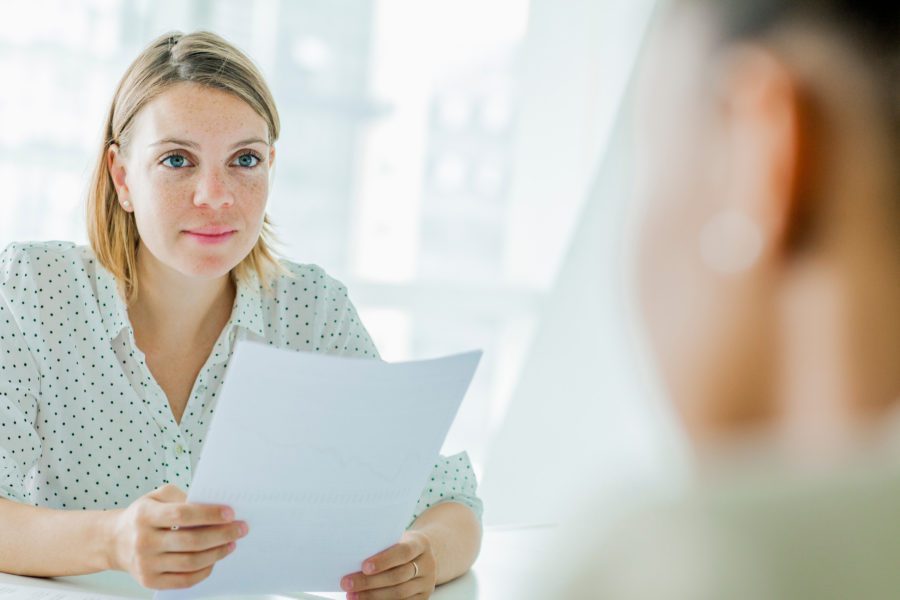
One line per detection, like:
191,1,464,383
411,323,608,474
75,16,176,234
714,44,809,257
107,144,132,207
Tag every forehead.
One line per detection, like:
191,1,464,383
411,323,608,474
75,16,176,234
130,82,268,144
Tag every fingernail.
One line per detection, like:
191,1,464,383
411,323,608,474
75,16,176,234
221,507,235,520
363,562,375,574
227,541,236,552
239,522,249,536
347,593,358,600
342,577,353,590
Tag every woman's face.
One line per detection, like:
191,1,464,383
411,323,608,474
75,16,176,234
109,81,274,281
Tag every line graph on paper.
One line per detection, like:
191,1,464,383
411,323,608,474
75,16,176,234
247,428,428,487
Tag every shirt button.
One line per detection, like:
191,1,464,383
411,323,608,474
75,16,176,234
175,444,185,455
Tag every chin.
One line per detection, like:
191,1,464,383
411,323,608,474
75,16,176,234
178,254,243,280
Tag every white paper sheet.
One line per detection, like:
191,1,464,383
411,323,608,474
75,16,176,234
156,343,481,600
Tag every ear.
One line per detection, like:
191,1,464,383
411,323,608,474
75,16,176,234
268,145,276,170
715,44,809,258
107,144,133,211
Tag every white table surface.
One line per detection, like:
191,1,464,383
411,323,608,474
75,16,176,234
0,525,554,600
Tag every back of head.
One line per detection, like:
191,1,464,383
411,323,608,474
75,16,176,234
635,0,900,450
682,0,899,202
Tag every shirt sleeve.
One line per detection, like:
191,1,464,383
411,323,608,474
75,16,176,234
0,245,42,504
408,451,483,526
312,270,381,360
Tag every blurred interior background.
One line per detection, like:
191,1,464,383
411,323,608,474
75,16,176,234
0,0,686,526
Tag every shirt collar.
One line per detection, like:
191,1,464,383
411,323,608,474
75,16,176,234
95,262,131,341
96,262,266,342
229,269,266,339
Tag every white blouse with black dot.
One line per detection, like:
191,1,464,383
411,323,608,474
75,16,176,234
0,241,482,525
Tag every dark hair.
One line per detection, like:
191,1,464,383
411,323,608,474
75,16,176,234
708,1,897,49
685,1,899,133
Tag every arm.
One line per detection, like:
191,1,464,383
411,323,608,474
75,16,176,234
408,501,482,585
0,485,246,588
340,502,482,599
0,269,120,577
0,499,114,576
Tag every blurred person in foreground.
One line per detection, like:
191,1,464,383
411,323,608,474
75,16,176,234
529,0,900,597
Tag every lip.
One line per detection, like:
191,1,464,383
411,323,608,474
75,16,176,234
184,226,237,235
183,227,237,245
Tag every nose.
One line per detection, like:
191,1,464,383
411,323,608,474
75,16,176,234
193,167,234,209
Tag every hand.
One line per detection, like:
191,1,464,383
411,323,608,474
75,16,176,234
340,530,437,599
105,483,248,590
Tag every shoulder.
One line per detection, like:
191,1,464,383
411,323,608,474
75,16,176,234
0,241,86,286
266,259,353,303
0,241,108,311
0,242,104,333
252,258,377,357
530,487,767,600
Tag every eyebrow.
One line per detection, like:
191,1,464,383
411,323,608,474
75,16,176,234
148,137,269,149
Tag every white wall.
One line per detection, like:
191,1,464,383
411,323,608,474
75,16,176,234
480,0,687,526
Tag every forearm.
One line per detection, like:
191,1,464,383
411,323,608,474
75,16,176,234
0,498,117,576
408,501,482,585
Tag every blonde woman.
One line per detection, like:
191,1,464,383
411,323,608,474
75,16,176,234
0,32,482,598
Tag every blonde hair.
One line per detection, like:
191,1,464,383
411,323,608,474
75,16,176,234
87,30,286,301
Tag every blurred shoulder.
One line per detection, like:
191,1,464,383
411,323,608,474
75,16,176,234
529,462,900,599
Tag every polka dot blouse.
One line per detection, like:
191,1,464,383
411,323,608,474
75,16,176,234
0,241,482,525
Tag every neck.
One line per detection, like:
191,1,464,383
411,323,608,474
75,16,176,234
128,244,236,348
771,63,900,457
773,250,900,457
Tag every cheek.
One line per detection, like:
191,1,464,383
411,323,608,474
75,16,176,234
137,170,195,206
130,174,189,232
636,163,772,438
634,136,729,413
239,175,269,217
635,143,706,330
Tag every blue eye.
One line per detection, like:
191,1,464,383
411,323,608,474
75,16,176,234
235,153,260,168
162,154,189,168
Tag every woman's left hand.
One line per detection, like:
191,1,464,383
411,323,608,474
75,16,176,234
340,530,437,599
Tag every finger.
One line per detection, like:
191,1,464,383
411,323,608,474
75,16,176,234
351,579,422,600
152,565,215,590
150,500,237,529
362,541,423,575
343,561,418,592
161,521,248,552
158,541,235,573
149,484,188,504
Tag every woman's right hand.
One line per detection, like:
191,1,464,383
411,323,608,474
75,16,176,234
104,483,248,589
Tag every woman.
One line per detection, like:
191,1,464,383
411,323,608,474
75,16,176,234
0,31,482,598
529,0,900,597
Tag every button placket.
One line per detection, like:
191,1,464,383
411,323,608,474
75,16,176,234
124,326,181,436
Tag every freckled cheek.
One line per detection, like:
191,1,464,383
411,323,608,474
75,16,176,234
142,173,197,207
131,176,188,234
234,175,269,220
